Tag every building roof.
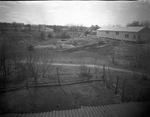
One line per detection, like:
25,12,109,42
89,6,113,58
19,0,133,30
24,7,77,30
97,26,146,32
1,102,150,117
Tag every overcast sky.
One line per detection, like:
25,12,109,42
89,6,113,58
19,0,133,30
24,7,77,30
0,1,150,27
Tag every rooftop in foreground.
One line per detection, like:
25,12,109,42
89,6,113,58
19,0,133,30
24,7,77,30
1,101,150,117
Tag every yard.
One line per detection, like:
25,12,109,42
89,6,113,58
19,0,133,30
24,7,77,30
0,31,150,114
1,63,150,113
0,81,116,113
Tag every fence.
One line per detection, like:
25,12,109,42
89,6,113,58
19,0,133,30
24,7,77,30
37,67,103,86
1,64,150,103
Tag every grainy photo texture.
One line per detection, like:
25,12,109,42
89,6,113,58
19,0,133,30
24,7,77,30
0,0,150,117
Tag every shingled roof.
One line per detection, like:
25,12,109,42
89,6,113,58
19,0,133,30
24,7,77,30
97,26,146,33
1,102,150,117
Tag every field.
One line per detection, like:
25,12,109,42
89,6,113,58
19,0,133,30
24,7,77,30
0,31,150,113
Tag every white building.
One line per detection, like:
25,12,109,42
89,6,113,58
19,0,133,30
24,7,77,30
97,27,150,43
45,28,54,32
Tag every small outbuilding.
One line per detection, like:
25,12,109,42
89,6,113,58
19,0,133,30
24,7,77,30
97,26,150,43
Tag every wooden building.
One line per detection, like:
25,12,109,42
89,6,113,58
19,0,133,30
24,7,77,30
97,26,150,43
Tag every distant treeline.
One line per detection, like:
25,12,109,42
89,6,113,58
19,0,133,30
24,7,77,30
127,20,150,28
0,22,100,33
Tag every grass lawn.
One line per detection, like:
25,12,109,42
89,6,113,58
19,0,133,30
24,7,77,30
0,81,116,113
1,64,149,113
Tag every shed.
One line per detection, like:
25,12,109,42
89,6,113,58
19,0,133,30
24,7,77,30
97,26,150,43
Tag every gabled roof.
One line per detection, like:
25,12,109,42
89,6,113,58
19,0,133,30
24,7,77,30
97,26,146,32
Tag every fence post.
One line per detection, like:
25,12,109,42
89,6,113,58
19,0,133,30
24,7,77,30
56,67,60,85
137,86,143,102
115,76,119,94
122,79,127,102
108,67,111,80
88,68,90,82
103,64,106,83
108,67,112,87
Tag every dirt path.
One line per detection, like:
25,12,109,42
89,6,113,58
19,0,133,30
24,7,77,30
52,63,150,78
21,60,148,76
51,63,141,75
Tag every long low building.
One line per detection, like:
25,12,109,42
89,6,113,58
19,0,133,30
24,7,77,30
97,26,150,43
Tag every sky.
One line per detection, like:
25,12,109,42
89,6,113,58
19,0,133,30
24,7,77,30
0,1,150,27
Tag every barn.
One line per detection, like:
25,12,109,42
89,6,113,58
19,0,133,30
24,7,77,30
97,26,150,43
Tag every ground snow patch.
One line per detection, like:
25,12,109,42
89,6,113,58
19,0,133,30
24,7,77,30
35,44,58,49
60,44,75,48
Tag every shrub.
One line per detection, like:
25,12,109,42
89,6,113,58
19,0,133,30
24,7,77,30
78,64,92,81
40,31,46,40
27,45,34,51
141,75,150,81
0,76,7,88
84,31,90,36
13,66,27,85
48,32,53,38
55,32,70,39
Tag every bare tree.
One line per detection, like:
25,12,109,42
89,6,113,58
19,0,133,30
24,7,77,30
40,31,46,40
26,24,31,31
0,38,7,79
93,57,101,79
41,55,54,78
24,49,55,84
90,25,100,31
110,52,116,65
127,20,150,28
0,34,13,79
0,32,25,87
132,44,150,77
26,52,41,83
127,21,141,27
12,22,18,31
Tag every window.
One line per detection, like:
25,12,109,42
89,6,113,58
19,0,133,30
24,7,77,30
133,35,136,39
106,31,109,34
125,34,129,38
138,35,141,39
116,32,119,35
